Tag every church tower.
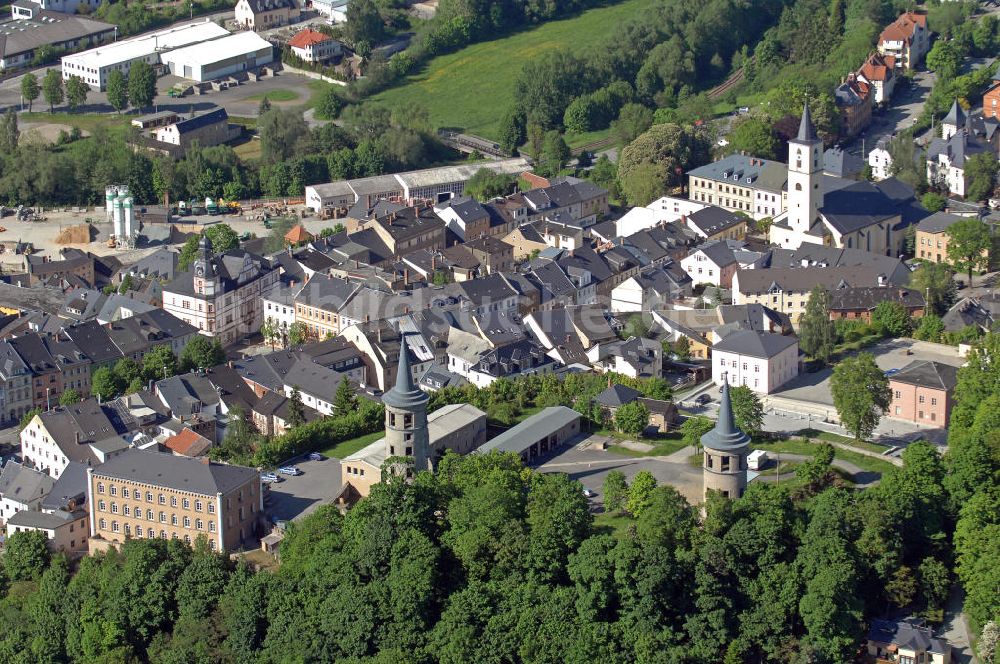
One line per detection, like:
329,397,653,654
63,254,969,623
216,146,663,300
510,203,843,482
381,336,430,475
192,234,218,297
786,103,823,234
701,378,751,500
941,99,966,141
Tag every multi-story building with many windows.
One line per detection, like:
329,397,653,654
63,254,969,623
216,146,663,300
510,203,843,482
687,154,787,221
86,449,260,553
162,236,279,346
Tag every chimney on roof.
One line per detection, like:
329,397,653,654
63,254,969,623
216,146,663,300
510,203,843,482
74,431,80,444
431,256,437,270
200,456,210,465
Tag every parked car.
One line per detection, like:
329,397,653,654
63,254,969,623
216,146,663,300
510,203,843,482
278,466,302,476
582,488,595,498
307,452,324,461
696,394,712,405
261,473,280,483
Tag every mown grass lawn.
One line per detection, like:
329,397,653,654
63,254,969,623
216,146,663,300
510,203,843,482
754,438,896,475
371,0,656,140
593,511,633,537
318,430,383,459
21,111,129,135
244,88,300,102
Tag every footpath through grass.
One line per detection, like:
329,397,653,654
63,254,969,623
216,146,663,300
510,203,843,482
371,0,656,139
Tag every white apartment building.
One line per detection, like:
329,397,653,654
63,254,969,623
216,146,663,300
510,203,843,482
162,236,280,347
712,330,799,395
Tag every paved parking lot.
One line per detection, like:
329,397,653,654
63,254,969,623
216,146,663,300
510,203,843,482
263,454,342,523
535,436,703,506
774,338,965,407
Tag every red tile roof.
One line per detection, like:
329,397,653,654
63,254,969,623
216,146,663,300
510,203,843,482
879,11,926,44
859,52,895,83
285,225,313,244
288,28,333,49
164,428,212,457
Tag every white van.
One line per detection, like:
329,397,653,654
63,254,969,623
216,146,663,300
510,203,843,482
747,449,768,471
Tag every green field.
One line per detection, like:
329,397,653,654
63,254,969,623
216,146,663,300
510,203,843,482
371,0,656,140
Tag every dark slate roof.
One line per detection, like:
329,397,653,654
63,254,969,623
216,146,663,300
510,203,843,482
40,461,88,511
37,399,119,463
284,359,347,399
62,321,122,365
926,130,990,168
868,619,949,655
594,383,642,407
9,332,59,373
823,146,864,178
917,211,968,234
556,246,613,283
942,99,966,127
712,329,798,358
465,235,513,256
6,509,83,530
797,103,819,142
687,154,785,186
697,239,740,266
438,196,489,222
457,272,517,305
828,286,925,312
173,108,228,135
0,461,54,505
381,334,428,410
701,381,750,451
819,176,899,234
156,373,221,417
890,360,959,391
127,248,179,280
686,206,745,236
469,338,552,378
93,448,257,495
206,365,258,413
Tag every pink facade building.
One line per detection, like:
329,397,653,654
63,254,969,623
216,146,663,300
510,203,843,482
888,360,958,426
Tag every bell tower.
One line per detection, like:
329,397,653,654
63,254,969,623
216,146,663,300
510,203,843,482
787,102,823,234
192,235,218,297
701,377,751,500
381,336,430,475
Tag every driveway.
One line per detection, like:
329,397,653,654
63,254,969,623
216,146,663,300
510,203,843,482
263,454,342,523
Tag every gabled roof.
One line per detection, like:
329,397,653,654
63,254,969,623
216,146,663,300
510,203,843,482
686,206,745,236
0,461,54,506
164,428,213,457
828,286,924,312
284,225,313,244
172,107,228,135
475,406,579,455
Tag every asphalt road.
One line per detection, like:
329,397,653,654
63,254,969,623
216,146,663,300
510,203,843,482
843,69,935,157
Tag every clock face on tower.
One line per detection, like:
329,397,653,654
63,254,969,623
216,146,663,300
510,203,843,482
195,266,204,277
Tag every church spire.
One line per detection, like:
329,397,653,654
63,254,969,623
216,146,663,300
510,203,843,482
797,101,819,143
381,334,428,410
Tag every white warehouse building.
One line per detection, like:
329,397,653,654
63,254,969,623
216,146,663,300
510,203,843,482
160,31,273,82
60,19,229,90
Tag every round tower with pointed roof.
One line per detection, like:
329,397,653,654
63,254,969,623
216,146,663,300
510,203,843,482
701,377,751,500
381,335,430,475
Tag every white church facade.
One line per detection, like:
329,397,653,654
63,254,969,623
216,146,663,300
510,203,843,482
769,105,904,256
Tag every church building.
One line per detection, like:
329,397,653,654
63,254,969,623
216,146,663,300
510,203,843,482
769,104,906,256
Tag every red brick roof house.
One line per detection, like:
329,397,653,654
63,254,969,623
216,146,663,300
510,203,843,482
163,428,213,457
878,11,929,70
856,52,897,105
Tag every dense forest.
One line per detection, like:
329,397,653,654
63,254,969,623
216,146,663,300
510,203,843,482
1,332,997,663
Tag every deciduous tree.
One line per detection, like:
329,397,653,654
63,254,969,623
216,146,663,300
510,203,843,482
909,262,957,316
615,401,649,436
42,69,63,112
65,75,90,111
625,470,657,516
870,301,913,337
602,470,628,514
20,72,39,112
830,352,891,441
107,69,129,113
730,385,763,437
946,217,991,283
128,60,156,111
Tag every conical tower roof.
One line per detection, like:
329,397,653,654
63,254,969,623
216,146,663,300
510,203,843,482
382,335,428,410
943,99,966,128
701,379,751,451
796,101,819,143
